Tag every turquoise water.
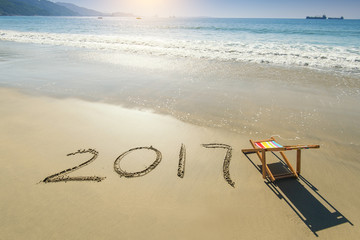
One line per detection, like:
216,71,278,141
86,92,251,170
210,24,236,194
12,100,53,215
1,17,360,74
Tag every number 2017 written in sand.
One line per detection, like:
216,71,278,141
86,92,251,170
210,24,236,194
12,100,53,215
42,144,235,188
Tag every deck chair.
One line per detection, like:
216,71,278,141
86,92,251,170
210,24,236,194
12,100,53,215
242,137,319,181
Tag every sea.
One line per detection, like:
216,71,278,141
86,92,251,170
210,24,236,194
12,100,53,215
0,17,359,146
0,17,359,74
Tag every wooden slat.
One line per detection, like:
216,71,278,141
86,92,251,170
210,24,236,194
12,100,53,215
283,145,320,149
273,173,296,180
297,149,301,174
242,145,319,153
262,150,266,179
242,148,261,153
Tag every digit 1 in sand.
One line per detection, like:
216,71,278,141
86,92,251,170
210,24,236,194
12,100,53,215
177,143,186,178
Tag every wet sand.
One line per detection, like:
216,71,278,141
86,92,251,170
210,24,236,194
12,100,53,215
0,88,358,239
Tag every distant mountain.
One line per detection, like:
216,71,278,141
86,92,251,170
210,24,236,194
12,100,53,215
0,0,78,16
56,2,105,16
0,0,134,17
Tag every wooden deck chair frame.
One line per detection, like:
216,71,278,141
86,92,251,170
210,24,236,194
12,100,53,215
242,137,319,181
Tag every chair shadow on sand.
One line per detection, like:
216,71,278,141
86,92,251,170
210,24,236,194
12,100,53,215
244,152,353,237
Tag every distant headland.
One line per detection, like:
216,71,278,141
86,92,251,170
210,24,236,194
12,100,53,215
306,15,344,20
0,0,133,17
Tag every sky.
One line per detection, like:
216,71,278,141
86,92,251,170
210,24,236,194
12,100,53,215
54,0,360,19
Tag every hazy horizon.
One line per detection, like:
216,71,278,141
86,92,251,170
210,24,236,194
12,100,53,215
51,0,360,18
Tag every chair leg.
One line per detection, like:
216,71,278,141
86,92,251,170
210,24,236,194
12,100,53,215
297,149,301,174
250,140,276,182
280,151,299,178
262,150,266,179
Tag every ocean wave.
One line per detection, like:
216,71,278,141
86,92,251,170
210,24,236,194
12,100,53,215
1,29,359,74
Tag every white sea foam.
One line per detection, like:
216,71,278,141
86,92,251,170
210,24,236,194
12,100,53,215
1,29,359,74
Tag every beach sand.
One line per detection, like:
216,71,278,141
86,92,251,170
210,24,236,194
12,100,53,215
0,88,358,239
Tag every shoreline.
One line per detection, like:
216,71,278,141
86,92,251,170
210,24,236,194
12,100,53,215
1,41,359,159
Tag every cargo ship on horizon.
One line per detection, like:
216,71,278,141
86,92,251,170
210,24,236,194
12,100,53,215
328,16,344,20
306,15,344,20
306,15,327,19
